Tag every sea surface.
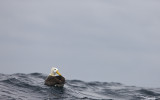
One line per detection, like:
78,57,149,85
0,73,160,100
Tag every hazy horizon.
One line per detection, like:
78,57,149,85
0,0,160,87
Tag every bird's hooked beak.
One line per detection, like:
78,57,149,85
56,70,61,76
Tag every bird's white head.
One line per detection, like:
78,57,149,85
50,67,61,76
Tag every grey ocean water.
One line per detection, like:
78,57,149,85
0,73,160,100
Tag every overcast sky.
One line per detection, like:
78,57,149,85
0,0,160,87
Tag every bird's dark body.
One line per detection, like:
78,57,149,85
44,75,65,87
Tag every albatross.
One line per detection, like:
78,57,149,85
44,67,65,87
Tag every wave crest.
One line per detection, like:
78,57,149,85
0,73,160,100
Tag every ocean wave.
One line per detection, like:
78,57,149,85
0,73,160,100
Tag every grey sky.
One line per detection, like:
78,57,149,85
0,0,160,87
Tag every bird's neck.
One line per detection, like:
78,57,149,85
50,73,56,76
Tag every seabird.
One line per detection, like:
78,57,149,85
44,67,65,87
